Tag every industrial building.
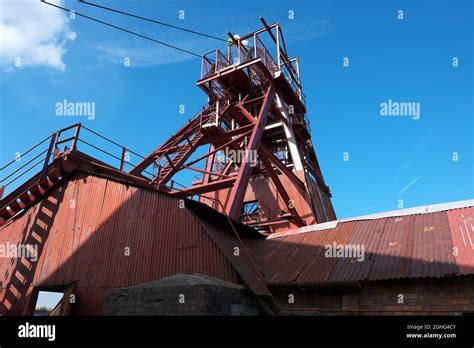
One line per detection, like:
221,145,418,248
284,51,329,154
0,19,473,316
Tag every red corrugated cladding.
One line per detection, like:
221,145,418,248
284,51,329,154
0,173,238,315
265,207,474,286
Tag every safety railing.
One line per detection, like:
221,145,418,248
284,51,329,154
200,24,305,106
199,101,220,129
58,123,157,178
199,88,234,130
254,35,278,75
200,49,231,79
281,59,306,105
228,40,253,66
200,50,215,79
0,133,57,200
0,123,156,199
239,33,304,104
289,57,306,104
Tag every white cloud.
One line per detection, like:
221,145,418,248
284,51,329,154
96,35,205,68
0,0,76,71
97,44,190,68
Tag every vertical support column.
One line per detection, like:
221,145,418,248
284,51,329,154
295,58,302,100
71,123,81,151
253,33,257,58
41,132,57,179
202,144,215,184
275,93,304,171
226,84,275,220
120,147,127,172
276,24,281,70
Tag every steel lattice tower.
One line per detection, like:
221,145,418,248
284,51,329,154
129,18,336,233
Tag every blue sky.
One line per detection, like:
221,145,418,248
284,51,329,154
1,0,473,222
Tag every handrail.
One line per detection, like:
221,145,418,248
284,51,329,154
77,138,155,177
0,132,57,199
57,124,156,177
222,23,305,105
0,123,156,198
0,134,52,171
200,48,231,79
0,149,48,184
3,156,46,188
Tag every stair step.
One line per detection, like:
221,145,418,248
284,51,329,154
29,184,45,197
48,170,60,182
8,199,23,212
19,192,35,206
38,177,53,190
5,207,16,217
0,209,11,220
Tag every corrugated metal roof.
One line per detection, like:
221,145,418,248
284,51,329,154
265,202,474,286
447,207,474,275
268,199,474,239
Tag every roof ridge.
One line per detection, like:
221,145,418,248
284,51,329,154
267,199,474,240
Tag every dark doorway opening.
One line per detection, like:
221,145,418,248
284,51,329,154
31,283,76,316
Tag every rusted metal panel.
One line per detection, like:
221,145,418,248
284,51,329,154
447,207,474,275
368,215,415,281
315,220,355,283
327,219,383,283
266,221,357,285
295,227,338,284
266,206,474,286
0,173,239,315
411,211,457,278
264,234,304,283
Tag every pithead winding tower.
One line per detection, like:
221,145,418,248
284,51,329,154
129,18,336,233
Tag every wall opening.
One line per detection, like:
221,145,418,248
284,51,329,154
31,283,76,316
240,200,260,224
34,290,64,316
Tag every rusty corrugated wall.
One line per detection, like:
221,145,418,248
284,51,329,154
0,173,238,315
265,206,474,286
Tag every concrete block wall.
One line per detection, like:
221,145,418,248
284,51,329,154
102,274,259,316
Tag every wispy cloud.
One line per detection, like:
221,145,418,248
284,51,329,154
96,34,211,67
0,0,76,71
398,176,422,196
